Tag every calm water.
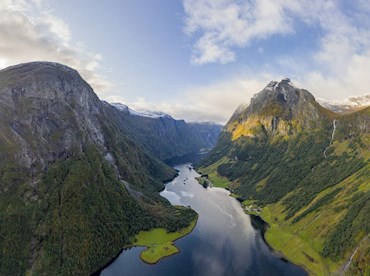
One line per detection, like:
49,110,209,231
101,163,307,276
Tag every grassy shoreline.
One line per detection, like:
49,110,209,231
245,205,340,276
196,170,316,274
132,212,199,264
259,212,321,275
197,163,331,275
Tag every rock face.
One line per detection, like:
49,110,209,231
226,78,328,140
247,78,317,117
0,62,104,170
111,103,222,161
0,62,197,275
200,79,370,275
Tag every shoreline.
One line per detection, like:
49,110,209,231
92,163,196,275
93,161,308,275
195,165,311,275
247,212,312,275
193,169,314,275
92,212,199,274
137,213,199,265
219,190,312,275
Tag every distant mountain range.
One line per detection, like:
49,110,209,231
111,102,173,119
110,102,222,161
318,94,370,113
199,78,370,275
0,62,205,275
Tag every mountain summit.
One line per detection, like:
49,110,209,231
200,80,370,275
0,62,197,275
0,62,105,171
251,78,313,108
228,79,328,140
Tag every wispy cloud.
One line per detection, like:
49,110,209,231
183,0,295,65
107,77,273,124
0,0,112,93
183,0,370,100
109,0,370,122
291,1,370,99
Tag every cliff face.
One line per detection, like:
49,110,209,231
0,62,102,169
111,103,222,161
0,62,196,275
199,79,370,275
225,78,333,140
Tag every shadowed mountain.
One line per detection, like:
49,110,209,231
0,62,196,275
110,102,222,161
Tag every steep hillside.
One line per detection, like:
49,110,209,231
111,103,222,161
199,79,370,275
0,62,196,275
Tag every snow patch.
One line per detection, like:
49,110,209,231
318,94,370,112
110,102,172,119
110,103,129,112
128,109,172,119
264,78,296,92
265,81,278,91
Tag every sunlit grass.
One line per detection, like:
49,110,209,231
132,214,198,264
198,157,230,188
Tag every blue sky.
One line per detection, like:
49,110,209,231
1,0,370,123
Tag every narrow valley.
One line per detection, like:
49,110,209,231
102,162,307,276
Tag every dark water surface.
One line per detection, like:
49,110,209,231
101,163,307,276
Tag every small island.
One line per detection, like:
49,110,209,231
195,175,212,188
131,211,198,264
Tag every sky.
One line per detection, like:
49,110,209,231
1,0,370,124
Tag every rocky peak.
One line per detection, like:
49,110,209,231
247,78,317,120
265,78,292,91
0,62,105,170
227,79,325,140
0,61,101,113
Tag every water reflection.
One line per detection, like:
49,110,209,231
101,163,307,276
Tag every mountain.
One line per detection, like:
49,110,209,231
199,78,370,275
0,62,196,275
111,103,173,119
318,94,370,113
110,103,222,161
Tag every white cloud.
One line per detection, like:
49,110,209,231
0,0,112,93
294,2,370,99
183,0,295,65
183,0,370,101
1,0,369,125
107,77,273,124
302,50,370,100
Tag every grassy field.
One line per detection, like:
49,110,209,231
132,212,198,264
258,158,370,276
197,157,230,188
208,173,229,188
260,205,334,275
235,150,370,276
